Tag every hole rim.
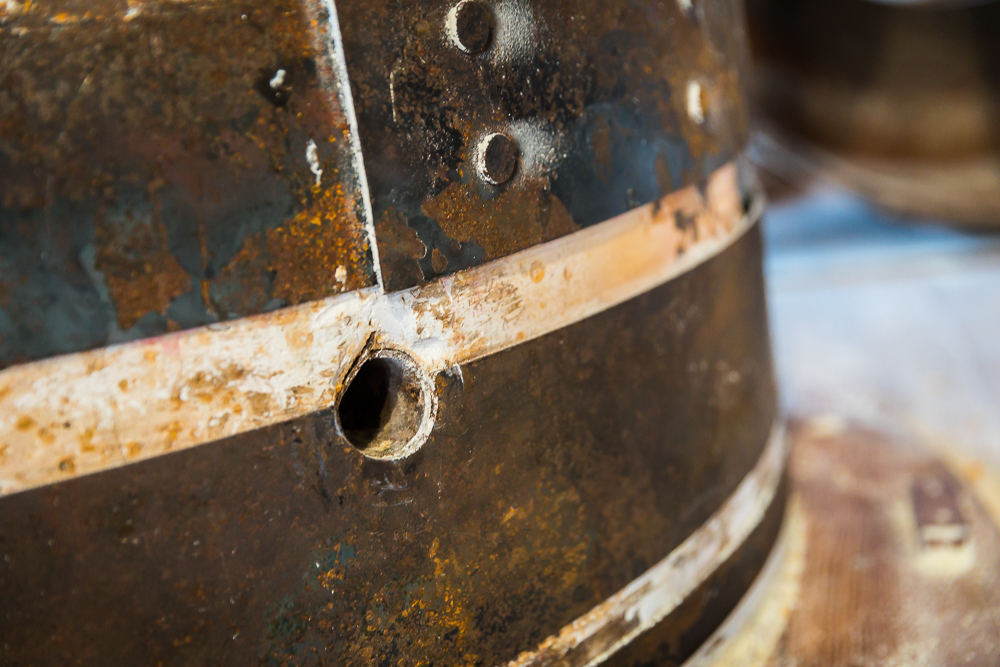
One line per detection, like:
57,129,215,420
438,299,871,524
334,348,438,461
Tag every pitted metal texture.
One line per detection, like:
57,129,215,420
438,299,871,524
342,0,751,290
0,0,376,370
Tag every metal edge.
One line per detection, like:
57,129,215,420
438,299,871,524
504,421,788,667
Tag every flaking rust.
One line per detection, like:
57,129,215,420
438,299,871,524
0,0,375,369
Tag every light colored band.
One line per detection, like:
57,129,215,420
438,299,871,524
0,162,754,496
504,422,787,667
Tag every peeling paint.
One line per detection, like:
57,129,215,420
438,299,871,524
0,162,750,496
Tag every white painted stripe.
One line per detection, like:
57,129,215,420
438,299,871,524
318,0,384,291
0,162,754,496
681,495,806,667
505,422,787,667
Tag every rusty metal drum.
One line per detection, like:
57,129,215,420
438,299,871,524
0,0,783,664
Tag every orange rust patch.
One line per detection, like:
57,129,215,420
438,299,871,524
37,428,55,445
164,421,183,444
376,207,427,260
126,442,142,457
285,328,314,350
529,261,545,283
246,392,272,416
94,217,192,331
375,207,427,288
86,357,108,373
16,416,35,431
591,116,613,183
58,457,75,473
422,180,578,261
79,428,96,453
118,379,128,391
655,154,675,195
179,364,247,404
288,386,314,401
0,386,10,403
267,186,369,306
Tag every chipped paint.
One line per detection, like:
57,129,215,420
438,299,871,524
0,162,750,496
687,80,706,125
306,139,323,185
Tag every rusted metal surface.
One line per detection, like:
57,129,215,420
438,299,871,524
0,225,776,666
339,0,751,290
0,162,749,497
505,425,785,667
602,470,788,667
0,0,778,662
0,0,376,370
0,0,756,364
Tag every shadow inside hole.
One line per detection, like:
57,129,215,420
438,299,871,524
338,358,402,450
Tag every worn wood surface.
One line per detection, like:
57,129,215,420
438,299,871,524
691,420,1000,667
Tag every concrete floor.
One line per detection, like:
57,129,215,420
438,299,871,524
764,188,1000,467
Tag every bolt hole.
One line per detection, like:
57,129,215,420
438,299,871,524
337,352,430,458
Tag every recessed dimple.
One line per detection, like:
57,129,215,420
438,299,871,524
478,133,519,185
447,1,494,54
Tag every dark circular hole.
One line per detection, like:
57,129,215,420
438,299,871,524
337,354,426,457
454,1,493,54
481,133,519,185
338,358,397,449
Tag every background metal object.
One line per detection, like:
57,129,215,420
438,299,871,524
746,0,1000,226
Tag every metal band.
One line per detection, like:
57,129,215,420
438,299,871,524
0,161,755,496
504,421,787,667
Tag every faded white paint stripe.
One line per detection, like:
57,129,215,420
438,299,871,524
318,0,384,291
504,423,787,667
0,162,753,496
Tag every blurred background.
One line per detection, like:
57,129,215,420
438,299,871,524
746,0,1000,467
